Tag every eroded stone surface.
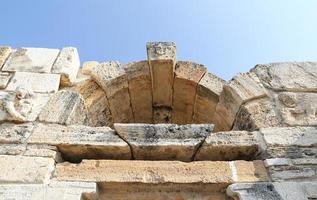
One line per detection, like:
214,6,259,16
0,155,54,184
0,72,12,89
114,123,213,161
0,123,33,144
52,47,80,86
0,46,11,69
28,123,131,162
2,48,59,73
81,61,99,75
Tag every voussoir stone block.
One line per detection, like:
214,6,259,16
172,61,207,124
193,72,225,124
28,123,131,162
0,46,12,69
52,47,80,86
0,72,12,89
195,131,263,161
6,72,61,93
2,48,59,73
0,155,55,184
39,90,88,125
124,61,153,123
114,123,213,161
91,61,134,123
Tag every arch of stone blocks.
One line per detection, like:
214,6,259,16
0,43,316,200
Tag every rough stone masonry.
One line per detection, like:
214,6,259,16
0,43,316,199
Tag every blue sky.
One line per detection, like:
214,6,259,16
1,0,317,80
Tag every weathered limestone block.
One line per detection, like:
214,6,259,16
273,181,317,200
193,72,225,123
265,158,317,181
2,48,59,73
0,89,51,122
232,160,269,182
6,72,61,93
73,79,113,127
28,123,131,162
274,92,317,126
233,98,281,131
0,144,26,155
252,62,317,91
260,127,317,158
52,47,80,86
0,72,12,89
81,61,99,75
0,155,54,184
114,123,213,161
23,147,62,162
0,123,33,144
0,181,97,200
91,61,134,123
39,90,88,125
172,61,207,124
153,106,172,123
124,61,153,123
213,72,268,131
195,131,263,161
0,46,11,69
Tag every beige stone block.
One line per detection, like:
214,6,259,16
124,61,153,123
195,131,263,161
153,106,172,123
193,72,225,123
147,42,176,107
0,155,55,184
0,72,12,89
0,46,11,69
2,48,59,73
6,72,61,93
81,61,99,75
39,90,88,125
233,160,269,182
91,61,134,123
54,160,232,184
52,47,80,86
28,123,131,162
0,123,33,144
114,123,213,161
23,147,62,162
172,61,207,124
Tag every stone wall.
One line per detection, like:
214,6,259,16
0,42,316,199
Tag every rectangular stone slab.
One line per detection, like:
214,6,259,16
172,61,206,124
2,48,59,73
0,123,33,144
28,123,131,162
114,123,213,161
0,155,54,184
6,72,61,93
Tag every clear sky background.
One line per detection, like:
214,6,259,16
1,0,317,80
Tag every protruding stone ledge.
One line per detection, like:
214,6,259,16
195,131,263,161
0,155,55,184
114,123,213,161
28,123,131,162
54,160,268,184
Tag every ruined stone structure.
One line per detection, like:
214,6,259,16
0,43,316,199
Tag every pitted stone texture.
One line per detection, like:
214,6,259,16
0,46,11,69
0,155,54,184
2,48,59,73
147,42,176,107
39,90,88,125
0,123,33,144
274,92,317,126
0,181,96,200
260,127,317,158
233,98,281,131
252,62,317,91
214,72,267,131
73,79,113,127
28,123,131,162
52,47,80,86
124,61,153,123
6,72,61,93
114,123,213,161
153,106,172,123
55,160,233,184
233,160,269,182
81,61,99,75
91,61,134,123
193,72,225,123
0,144,26,155
265,158,317,181
172,61,207,124
195,131,263,161
0,72,12,89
